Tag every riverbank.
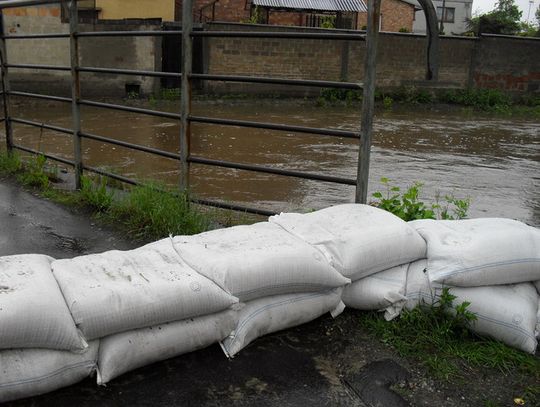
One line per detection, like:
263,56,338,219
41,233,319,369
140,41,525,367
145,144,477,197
0,159,539,406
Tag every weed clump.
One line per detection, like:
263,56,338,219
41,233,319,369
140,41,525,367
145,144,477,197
359,288,540,380
106,183,210,241
371,177,470,221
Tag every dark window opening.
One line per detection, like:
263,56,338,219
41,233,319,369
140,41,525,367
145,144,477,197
436,7,455,23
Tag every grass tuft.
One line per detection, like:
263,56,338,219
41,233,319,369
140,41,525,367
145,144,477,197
359,290,540,381
106,182,211,241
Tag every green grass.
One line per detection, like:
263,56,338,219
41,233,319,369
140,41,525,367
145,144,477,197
0,150,22,174
104,182,210,241
359,290,540,382
0,150,217,242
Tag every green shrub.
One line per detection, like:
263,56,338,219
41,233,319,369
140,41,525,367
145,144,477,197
371,177,470,221
440,88,512,111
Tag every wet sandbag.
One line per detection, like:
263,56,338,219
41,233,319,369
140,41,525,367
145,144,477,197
97,309,238,384
270,204,427,280
403,259,438,310
52,239,237,340
404,263,538,353
172,222,350,301
0,254,85,351
342,263,409,321
410,218,540,287
221,288,344,358
450,284,539,354
0,341,99,403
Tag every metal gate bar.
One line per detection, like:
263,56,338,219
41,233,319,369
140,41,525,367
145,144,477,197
0,0,380,216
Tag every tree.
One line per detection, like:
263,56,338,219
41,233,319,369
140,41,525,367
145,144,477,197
467,0,523,35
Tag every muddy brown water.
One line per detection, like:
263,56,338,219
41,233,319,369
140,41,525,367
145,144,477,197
7,100,540,226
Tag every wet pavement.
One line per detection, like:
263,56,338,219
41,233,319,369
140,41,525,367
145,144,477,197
0,180,132,258
0,178,415,407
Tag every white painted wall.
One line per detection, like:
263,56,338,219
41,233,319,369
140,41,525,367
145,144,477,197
412,0,473,35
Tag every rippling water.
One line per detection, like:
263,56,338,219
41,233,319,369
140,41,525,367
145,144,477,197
8,100,540,226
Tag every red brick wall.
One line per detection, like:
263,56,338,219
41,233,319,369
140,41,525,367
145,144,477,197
358,0,414,32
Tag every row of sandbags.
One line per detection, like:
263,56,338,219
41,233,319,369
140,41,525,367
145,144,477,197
1,204,539,402
342,218,540,354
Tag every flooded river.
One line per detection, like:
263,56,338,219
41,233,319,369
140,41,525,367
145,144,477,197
7,100,540,226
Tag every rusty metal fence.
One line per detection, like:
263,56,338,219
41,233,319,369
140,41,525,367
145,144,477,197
0,0,380,217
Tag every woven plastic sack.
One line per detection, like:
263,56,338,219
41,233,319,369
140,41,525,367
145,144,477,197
342,263,409,321
221,288,344,358
270,204,426,280
405,262,538,353
97,309,238,384
172,222,349,301
52,239,237,340
0,341,99,403
0,254,85,351
410,218,540,287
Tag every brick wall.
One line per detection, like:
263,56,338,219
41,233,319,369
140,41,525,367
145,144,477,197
471,35,540,93
204,23,540,95
357,0,415,32
3,5,162,97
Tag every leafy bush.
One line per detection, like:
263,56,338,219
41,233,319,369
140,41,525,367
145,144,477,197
440,88,512,111
371,177,470,221
318,88,362,106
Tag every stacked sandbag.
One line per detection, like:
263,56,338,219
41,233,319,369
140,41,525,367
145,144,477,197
51,238,239,383
406,219,540,353
0,254,97,402
269,204,427,318
404,261,539,354
172,222,350,357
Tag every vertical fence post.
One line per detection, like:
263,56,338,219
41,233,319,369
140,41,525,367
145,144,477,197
69,0,82,189
355,0,381,204
180,0,193,192
0,10,13,153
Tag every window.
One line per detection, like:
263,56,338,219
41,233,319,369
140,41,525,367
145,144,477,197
436,7,455,23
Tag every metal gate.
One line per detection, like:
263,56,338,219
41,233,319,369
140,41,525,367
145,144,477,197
0,0,381,217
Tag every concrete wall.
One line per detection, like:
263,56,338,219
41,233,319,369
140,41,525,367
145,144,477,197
95,0,175,21
3,5,162,97
204,23,540,95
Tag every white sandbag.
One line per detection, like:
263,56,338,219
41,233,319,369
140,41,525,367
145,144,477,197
342,263,409,321
0,254,85,351
450,284,538,354
536,302,540,339
97,309,238,384
534,280,540,295
172,222,349,301
0,341,99,403
221,288,344,358
403,259,439,310
410,218,540,287
52,238,237,340
270,204,427,280
404,263,538,353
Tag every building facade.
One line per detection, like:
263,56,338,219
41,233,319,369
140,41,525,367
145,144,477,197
412,0,473,35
